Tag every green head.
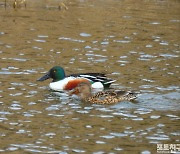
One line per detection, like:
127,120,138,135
37,66,66,82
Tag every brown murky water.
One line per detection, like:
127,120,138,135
0,0,180,153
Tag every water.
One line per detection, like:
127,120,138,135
0,0,179,153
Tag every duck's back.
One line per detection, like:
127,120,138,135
86,90,137,104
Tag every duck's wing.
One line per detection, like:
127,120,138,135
87,91,117,104
68,73,116,88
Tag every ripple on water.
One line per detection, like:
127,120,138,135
134,108,152,115
166,114,180,120
0,70,29,75
171,132,180,136
9,93,23,97
137,93,180,111
11,82,24,86
80,32,91,37
157,86,180,91
95,141,106,144
37,35,49,38
76,110,89,114
44,132,56,138
71,105,81,109
146,134,170,141
10,57,27,62
9,122,19,126
132,117,144,121
0,111,12,115
145,44,153,48
85,45,92,49
0,32,5,35
9,144,65,153
114,147,123,151
110,132,128,137
32,46,42,50
150,115,161,119
5,45,12,48
85,125,92,128
16,129,31,134
100,135,115,139
149,21,161,25
84,106,93,110
46,104,63,111
59,37,85,43
23,112,34,117
72,149,86,153
0,117,8,122
96,107,113,112
159,53,179,58
6,147,18,151
113,40,131,43
9,103,22,110
97,114,114,118
101,41,109,45
159,40,169,46
117,60,129,66
141,150,151,154
48,113,65,117
34,39,46,43
112,112,137,118
138,54,156,61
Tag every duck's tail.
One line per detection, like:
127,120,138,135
116,91,137,101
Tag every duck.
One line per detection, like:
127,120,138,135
69,82,137,104
37,66,116,91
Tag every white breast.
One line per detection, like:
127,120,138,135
49,77,75,91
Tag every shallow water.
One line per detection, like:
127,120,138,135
0,0,180,153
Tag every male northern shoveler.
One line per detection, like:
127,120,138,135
70,82,137,104
37,66,116,91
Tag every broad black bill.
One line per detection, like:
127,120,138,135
37,72,51,81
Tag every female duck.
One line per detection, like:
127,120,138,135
70,82,137,104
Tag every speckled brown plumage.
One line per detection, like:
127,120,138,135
70,82,137,104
